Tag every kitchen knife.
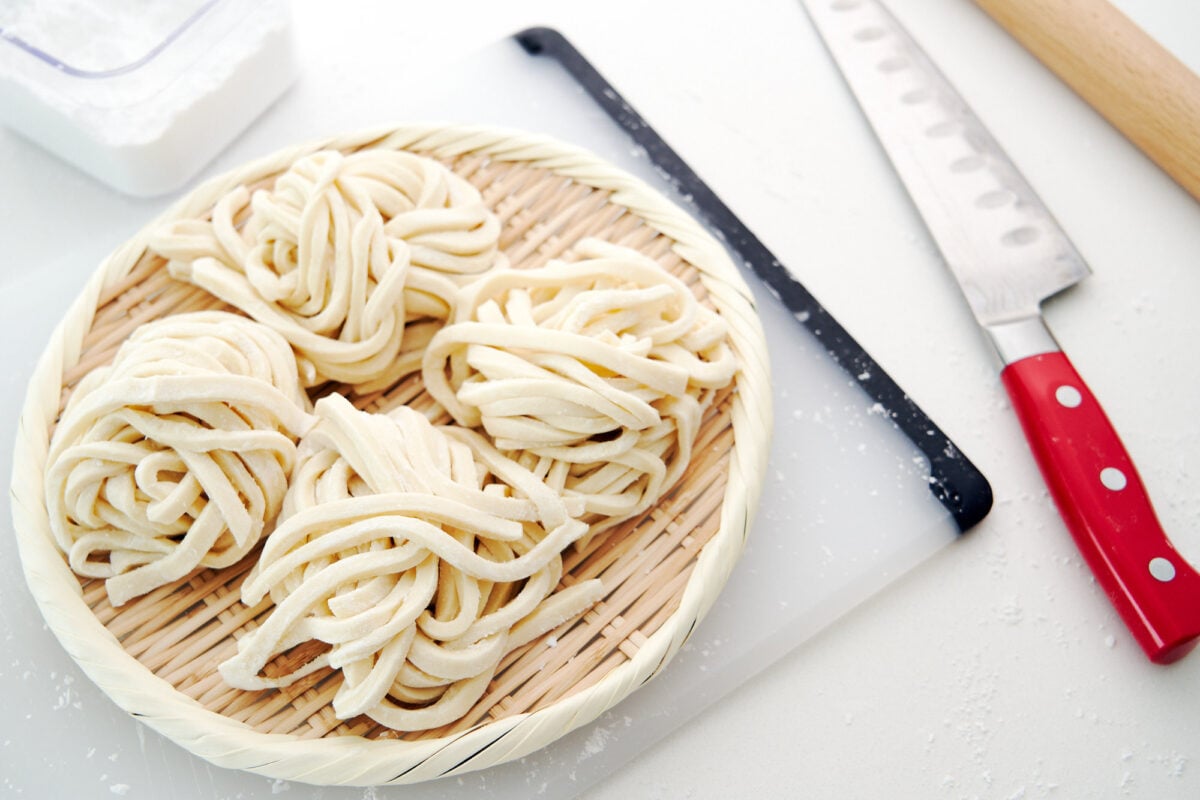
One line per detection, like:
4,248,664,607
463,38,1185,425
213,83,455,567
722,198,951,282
800,0,1200,663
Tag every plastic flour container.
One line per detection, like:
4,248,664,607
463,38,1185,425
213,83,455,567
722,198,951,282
0,0,297,196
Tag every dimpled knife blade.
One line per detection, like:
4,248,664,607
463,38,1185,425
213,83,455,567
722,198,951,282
802,0,1090,338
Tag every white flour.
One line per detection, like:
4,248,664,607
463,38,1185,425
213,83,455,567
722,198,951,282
0,0,296,194
0,0,201,72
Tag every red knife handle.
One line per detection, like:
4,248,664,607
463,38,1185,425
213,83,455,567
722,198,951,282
1001,351,1200,663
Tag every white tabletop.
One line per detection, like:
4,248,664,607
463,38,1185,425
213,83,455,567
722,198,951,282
3,1,1199,797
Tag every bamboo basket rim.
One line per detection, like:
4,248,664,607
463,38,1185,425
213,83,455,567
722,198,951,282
8,122,772,786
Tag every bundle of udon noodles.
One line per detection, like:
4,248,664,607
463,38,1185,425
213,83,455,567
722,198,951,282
43,312,313,607
219,394,606,729
423,238,738,541
44,146,738,730
150,148,501,391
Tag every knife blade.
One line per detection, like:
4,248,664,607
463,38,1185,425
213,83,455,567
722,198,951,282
800,0,1200,663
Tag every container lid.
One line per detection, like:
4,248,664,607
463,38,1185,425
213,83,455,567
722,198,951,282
0,0,217,77
0,0,280,112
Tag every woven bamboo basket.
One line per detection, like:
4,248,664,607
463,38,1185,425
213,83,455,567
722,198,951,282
9,123,771,786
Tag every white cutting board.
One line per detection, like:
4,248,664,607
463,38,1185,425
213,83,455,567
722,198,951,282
0,34,974,799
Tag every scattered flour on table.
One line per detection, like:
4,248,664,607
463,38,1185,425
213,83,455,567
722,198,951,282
51,672,81,711
993,595,1024,626
579,724,613,760
1119,770,1134,793
575,714,634,764
1147,751,1188,779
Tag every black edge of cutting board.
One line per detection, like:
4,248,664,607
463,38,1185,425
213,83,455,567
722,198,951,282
515,26,992,533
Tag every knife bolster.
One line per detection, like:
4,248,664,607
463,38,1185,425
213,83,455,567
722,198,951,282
985,316,1061,365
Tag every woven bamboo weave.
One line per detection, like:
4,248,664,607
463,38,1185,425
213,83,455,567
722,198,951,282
9,123,771,786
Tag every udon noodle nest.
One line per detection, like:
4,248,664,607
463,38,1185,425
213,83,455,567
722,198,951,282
424,239,738,537
150,148,501,391
219,394,605,730
43,311,312,607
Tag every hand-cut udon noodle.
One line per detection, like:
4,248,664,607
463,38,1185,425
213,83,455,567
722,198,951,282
422,239,738,537
149,149,501,391
219,393,605,730
44,312,313,607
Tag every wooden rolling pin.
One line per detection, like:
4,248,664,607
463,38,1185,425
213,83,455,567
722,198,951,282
974,0,1200,202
